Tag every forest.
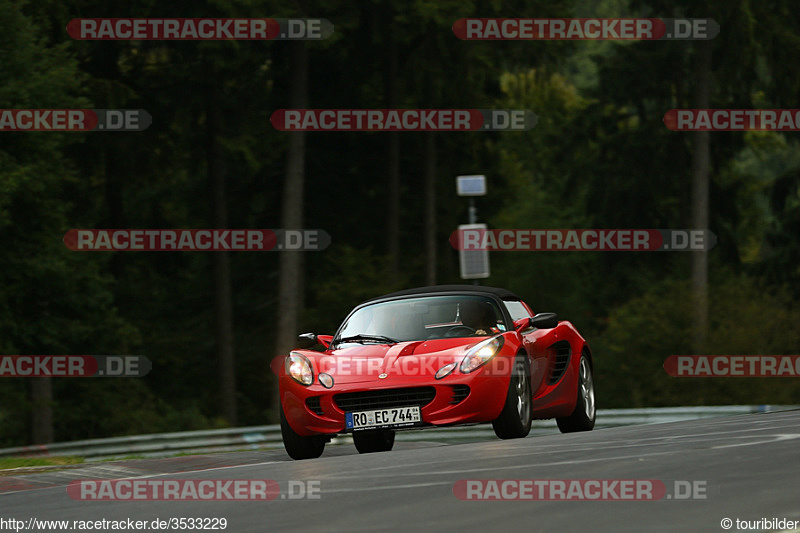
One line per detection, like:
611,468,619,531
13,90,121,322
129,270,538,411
1,0,799,446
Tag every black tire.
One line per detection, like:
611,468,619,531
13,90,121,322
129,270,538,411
556,353,596,433
280,405,325,460
353,429,396,454
492,353,533,439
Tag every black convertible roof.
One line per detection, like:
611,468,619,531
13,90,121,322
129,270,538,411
364,284,522,303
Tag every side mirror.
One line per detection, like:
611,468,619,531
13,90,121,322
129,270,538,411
296,332,318,349
513,317,532,331
530,312,558,329
316,335,333,349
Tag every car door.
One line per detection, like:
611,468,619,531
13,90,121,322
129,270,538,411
503,300,549,396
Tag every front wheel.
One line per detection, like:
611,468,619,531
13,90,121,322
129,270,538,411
280,405,326,460
556,353,596,433
353,429,395,453
492,353,533,439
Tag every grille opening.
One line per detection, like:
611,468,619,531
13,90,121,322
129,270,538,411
449,385,470,404
305,396,324,416
334,387,436,412
548,341,571,385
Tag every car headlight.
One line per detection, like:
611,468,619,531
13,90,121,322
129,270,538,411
460,336,504,373
435,362,457,380
318,372,334,388
286,352,313,385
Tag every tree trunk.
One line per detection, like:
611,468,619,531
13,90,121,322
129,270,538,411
273,40,309,420
691,40,711,353
104,140,127,290
424,132,437,285
29,377,53,443
207,86,237,426
385,39,400,278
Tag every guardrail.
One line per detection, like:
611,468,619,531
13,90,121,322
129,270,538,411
0,405,794,462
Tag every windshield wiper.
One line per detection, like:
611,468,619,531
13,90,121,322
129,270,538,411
336,334,399,345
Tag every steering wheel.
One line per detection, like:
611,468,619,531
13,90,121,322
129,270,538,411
445,325,476,337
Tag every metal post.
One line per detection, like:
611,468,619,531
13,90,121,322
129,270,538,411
469,198,478,285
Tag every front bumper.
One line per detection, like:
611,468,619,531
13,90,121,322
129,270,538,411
280,366,511,437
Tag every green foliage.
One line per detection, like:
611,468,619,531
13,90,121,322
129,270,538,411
3,0,800,446
595,272,800,407
0,456,83,470
304,245,409,334
53,380,224,440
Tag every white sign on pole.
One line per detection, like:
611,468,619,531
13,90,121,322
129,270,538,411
456,175,486,196
458,223,490,279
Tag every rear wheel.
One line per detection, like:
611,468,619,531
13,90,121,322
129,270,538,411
280,405,325,460
556,353,596,433
492,353,532,439
353,429,395,453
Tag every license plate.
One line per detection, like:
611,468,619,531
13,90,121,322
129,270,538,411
345,405,422,431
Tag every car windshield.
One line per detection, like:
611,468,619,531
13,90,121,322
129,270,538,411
335,295,507,345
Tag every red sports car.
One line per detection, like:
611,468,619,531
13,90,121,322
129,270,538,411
278,285,595,459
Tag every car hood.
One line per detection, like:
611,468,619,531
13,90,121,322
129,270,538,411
315,337,484,384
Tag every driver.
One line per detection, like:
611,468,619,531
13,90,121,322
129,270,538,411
460,300,498,335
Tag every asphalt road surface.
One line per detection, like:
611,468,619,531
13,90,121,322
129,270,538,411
2,410,799,533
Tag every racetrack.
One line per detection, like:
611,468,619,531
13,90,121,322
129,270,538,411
2,410,798,532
